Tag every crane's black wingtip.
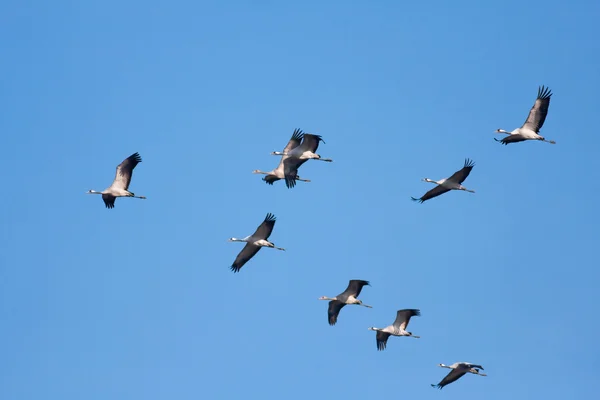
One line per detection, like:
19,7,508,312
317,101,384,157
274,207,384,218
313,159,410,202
129,152,142,163
291,128,304,141
284,177,297,189
464,158,475,168
411,197,423,203
230,264,241,273
538,85,552,99
264,213,276,222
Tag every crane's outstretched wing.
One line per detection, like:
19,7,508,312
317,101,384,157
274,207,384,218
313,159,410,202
447,159,475,184
263,174,280,185
284,129,304,153
412,185,451,203
328,300,346,326
111,152,142,191
339,280,370,298
494,135,528,145
375,330,391,351
522,85,552,133
393,309,421,330
251,213,276,240
283,158,305,189
102,194,116,209
296,133,325,153
431,368,467,390
230,243,261,273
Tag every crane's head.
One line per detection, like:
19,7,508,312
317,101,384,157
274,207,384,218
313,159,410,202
251,169,261,174
318,296,328,301
86,189,95,194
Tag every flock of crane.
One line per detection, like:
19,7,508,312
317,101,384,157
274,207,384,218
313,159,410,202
86,85,556,390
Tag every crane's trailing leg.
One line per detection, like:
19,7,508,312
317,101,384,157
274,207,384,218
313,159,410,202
129,192,146,199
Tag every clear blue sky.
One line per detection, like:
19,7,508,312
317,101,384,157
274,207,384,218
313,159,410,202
1,1,599,399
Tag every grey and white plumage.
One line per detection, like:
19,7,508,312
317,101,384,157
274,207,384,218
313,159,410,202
86,152,146,209
319,280,372,325
270,129,333,189
228,213,285,273
412,159,476,203
253,129,311,187
495,85,556,145
368,309,421,350
431,362,487,389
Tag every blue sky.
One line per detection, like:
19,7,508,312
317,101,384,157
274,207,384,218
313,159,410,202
1,0,599,398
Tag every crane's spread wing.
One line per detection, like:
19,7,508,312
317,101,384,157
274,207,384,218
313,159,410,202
297,133,324,153
340,279,370,298
284,129,304,153
375,330,391,351
102,194,116,209
251,213,276,240
393,309,421,330
263,174,280,185
494,135,528,145
412,185,451,203
230,243,261,273
432,368,467,390
328,300,346,326
447,159,475,184
110,152,142,191
522,85,552,133
283,157,306,189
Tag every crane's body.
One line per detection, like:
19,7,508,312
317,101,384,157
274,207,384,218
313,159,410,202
431,362,487,389
319,280,372,325
412,159,476,203
254,129,311,187
270,129,333,188
228,213,285,273
368,309,421,350
495,85,556,145
87,152,146,209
